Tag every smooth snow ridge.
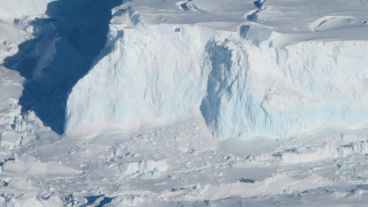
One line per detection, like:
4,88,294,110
65,1,368,139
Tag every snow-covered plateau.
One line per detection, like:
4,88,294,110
1,0,368,206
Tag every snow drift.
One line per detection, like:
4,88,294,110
65,2,368,139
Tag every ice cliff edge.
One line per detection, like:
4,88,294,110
65,0,368,139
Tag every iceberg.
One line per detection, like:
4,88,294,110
64,1,368,139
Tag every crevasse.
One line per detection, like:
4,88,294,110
65,8,368,139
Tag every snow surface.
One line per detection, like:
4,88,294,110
0,0,52,21
66,0,368,140
1,0,368,206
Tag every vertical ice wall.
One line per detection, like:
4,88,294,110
66,24,221,135
65,6,368,139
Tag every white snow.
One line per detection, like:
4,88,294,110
66,0,368,140
1,0,368,206
122,160,169,178
0,0,56,150
0,0,52,21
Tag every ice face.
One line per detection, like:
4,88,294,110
2,0,366,139
65,11,368,139
65,24,215,135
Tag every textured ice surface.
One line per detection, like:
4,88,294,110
1,1,368,205
66,0,368,139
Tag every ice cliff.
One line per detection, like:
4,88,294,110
65,0,368,139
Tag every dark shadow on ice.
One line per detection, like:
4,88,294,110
81,195,114,207
200,41,232,132
247,0,265,21
4,0,121,134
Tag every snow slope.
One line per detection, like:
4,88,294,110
66,0,368,139
0,0,52,21
0,0,54,63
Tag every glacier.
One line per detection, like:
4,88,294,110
2,0,368,206
65,1,368,139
